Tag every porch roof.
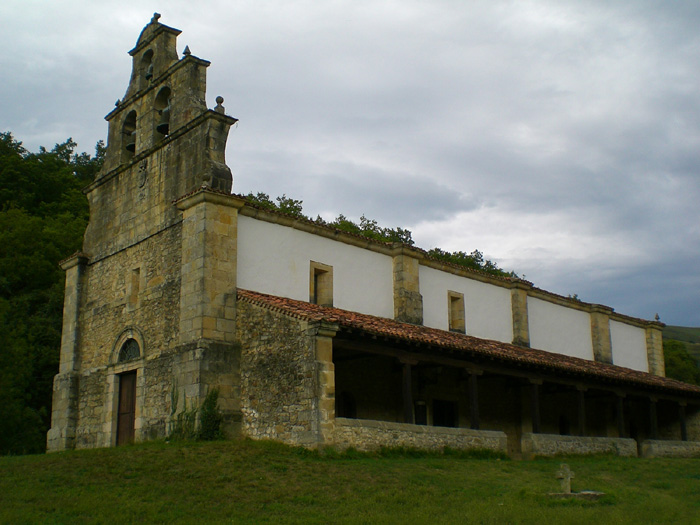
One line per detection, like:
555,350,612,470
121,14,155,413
237,289,700,397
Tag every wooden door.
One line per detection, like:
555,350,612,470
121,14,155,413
117,371,137,445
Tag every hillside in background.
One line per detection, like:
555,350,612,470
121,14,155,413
664,326,700,364
2,440,700,523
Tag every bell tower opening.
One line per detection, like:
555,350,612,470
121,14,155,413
141,49,154,88
154,87,171,140
122,110,137,160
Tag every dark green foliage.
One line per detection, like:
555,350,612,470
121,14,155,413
427,247,516,278
168,388,223,441
244,192,304,218
0,132,102,454
663,339,700,386
198,389,223,441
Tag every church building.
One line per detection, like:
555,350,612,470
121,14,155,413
48,15,700,458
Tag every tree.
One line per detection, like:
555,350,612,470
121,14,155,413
0,132,103,454
664,339,700,386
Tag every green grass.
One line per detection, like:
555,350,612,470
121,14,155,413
2,439,699,524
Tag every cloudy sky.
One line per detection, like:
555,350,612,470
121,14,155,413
2,1,699,326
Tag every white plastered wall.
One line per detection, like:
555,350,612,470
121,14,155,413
610,320,649,372
237,216,394,318
528,297,594,360
419,265,514,343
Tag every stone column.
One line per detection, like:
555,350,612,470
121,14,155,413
530,380,542,434
616,394,626,438
679,403,687,442
649,397,658,440
47,253,89,452
577,387,587,437
469,371,480,430
510,282,531,347
400,359,417,424
392,245,423,325
590,305,613,364
173,189,245,423
315,323,337,446
645,322,665,377
176,189,244,344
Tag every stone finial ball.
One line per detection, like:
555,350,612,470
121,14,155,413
216,96,224,105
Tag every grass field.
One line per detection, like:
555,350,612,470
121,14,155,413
2,439,699,524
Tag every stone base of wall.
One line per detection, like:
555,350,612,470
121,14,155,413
640,439,700,458
332,417,508,453
521,433,637,459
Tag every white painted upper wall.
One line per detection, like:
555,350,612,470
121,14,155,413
237,216,394,318
237,214,652,373
419,265,514,344
610,320,649,372
528,297,594,360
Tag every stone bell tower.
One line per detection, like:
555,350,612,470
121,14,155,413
48,14,242,451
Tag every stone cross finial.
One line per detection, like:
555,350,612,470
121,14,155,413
556,463,574,494
151,13,161,24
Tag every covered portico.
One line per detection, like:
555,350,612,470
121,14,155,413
236,289,700,458
328,314,700,458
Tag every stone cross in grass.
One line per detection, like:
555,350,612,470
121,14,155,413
556,463,574,494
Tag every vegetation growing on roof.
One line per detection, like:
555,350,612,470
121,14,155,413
245,191,516,278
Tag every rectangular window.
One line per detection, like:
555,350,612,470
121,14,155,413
127,267,141,311
448,291,465,333
310,261,333,307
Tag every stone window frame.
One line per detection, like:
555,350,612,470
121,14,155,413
448,290,466,334
126,265,144,312
118,338,141,362
309,261,333,307
111,326,147,365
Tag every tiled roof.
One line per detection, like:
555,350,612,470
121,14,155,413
237,289,700,397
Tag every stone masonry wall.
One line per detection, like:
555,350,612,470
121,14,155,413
333,417,508,453
521,433,638,458
640,440,700,458
236,300,320,447
78,223,182,371
71,223,182,446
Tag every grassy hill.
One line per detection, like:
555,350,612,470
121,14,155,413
2,439,699,524
664,325,700,365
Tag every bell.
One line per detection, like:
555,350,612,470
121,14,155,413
156,106,170,136
125,131,136,152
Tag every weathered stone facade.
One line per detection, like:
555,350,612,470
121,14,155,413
521,433,638,458
48,15,700,458
333,418,507,453
640,439,700,458
235,301,320,446
47,15,239,451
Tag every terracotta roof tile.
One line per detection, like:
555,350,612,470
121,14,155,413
237,288,700,397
